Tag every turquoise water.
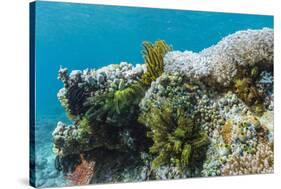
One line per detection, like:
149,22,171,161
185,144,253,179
33,1,273,187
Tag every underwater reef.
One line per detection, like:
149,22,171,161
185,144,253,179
50,28,273,186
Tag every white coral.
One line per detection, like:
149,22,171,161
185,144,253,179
164,28,273,86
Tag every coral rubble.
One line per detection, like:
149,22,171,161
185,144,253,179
52,28,273,184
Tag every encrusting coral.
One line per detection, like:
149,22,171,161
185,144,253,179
52,28,273,184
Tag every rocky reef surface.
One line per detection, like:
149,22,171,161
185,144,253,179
50,28,273,187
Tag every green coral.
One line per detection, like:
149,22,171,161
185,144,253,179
141,40,172,86
139,101,208,171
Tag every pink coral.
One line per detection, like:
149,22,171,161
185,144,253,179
66,155,95,185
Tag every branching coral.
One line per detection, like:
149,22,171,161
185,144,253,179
52,121,99,157
221,142,273,175
164,28,273,87
54,62,150,174
57,68,96,120
141,40,172,86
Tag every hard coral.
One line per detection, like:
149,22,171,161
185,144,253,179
52,29,274,182
54,62,151,174
221,142,273,175
52,121,98,157
164,28,273,87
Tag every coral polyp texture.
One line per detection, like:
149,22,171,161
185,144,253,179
52,28,273,184
164,28,273,87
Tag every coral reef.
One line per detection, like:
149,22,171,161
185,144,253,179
52,121,95,156
54,62,148,156
138,73,209,172
51,28,274,185
201,93,273,176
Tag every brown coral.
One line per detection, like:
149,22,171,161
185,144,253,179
221,142,273,176
66,154,95,185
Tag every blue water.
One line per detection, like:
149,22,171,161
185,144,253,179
33,1,273,187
